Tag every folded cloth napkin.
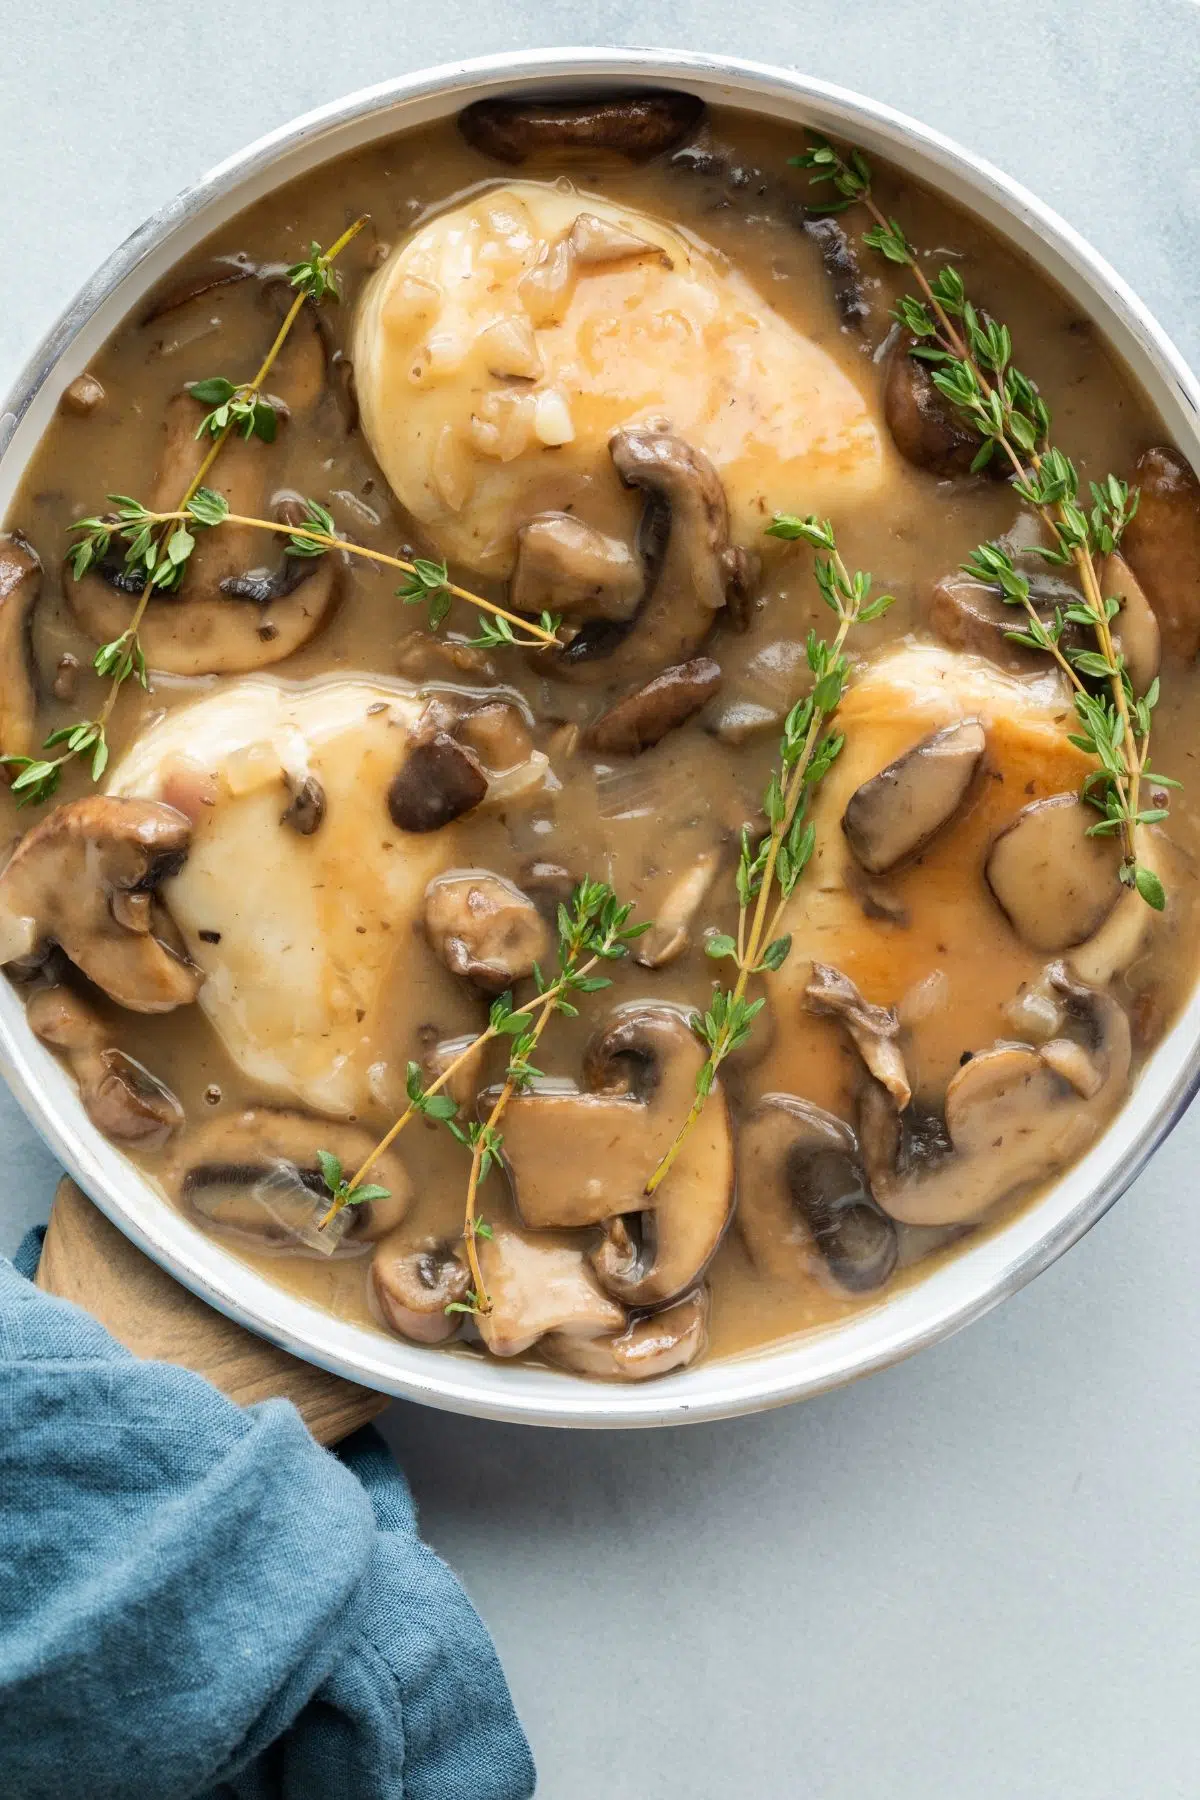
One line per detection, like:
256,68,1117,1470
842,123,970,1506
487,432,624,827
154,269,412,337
0,1228,535,1800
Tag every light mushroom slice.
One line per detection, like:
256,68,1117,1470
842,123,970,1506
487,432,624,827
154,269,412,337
27,984,183,1145
804,963,912,1110
0,533,40,765
423,869,551,994
859,966,1131,1227
634,851,720,969
842,717,985,875
67,395,340,676
458,92,706,165
884,333,983,477
585,657,722,755
542,1287,709,1380
737,1095,897,1293
1104,550,1161,696
1121,445,1200,659
175,1109,409,1252
495,1003,725,1230
475,1228,626,1358
510,514,644,622
985,793,1123,952
372,1238,471,1343
559,430,753,680
0,797,201,1011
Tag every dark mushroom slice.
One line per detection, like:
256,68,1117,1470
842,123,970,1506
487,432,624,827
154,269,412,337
280,773,325,836
67,396,341,676
1121,445,1200,659
542,1287,709,1380
387,732,488,833
475,1228,627,1358
423,869,551,995
28,984,183,1146
1104,551,1160,696
842,717,985,874
139,252,258,324
510,513,644,622
801,216,871,332
737,1095,897,1294
884,332,983,477
985,793,1123,952
585,657,721,755
174,1109,409,1252
929,573,1047,672
559,429,754,682
372,1238,471,1344
0,532,40,765
667,142,869,331
804,962,911,1109
859,966,1131,1226
0,797,201,1012
458,91,705,166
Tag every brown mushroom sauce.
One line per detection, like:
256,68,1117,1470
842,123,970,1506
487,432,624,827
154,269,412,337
3,102,1200,1379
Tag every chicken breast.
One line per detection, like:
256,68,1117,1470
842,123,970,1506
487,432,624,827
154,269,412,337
759,645,1147,1113
353,182,886,575
108,679,457,1116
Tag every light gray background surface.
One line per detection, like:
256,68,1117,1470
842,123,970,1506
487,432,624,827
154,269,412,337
3,4,1200,1795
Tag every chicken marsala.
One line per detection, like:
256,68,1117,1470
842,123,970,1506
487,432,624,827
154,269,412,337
3,92,1199,1380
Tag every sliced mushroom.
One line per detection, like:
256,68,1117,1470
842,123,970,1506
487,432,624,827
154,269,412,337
475,1228,626,1358
802,216,870,332
387,733,488,833
454,700,543,800
496,1003,725,1228
423,870,551,995
458,92,704,166
67,396,340,675
585,657,722,755
842,717,985,874
61,373,106,416
1121,446,1200,659
737,1095,897,1293
280,773,325,836
558,429,754,681
140,252,257,324
419,1030,489,1108
929,572,1046,672
0,797,201,1011
804,962,912,1109
510,514,644,622
372,1238,470,1343
519,211,670,328
985,793,1123,951
0,532,40,765
860,966,1131,1226
1104,550,1161,695
634,851,721,969
27,984,183,1145
885,333,982,477
175,1109,409,1251
542,1287,709,1379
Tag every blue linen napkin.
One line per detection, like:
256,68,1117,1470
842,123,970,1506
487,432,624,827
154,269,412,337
0,1228,535,1800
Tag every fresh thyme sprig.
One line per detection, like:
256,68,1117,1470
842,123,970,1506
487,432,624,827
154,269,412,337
316,879,649,1313
64,490,561,652
0,216,369,809
645,518,892,1196
187,376,279,445
793,135,1174,910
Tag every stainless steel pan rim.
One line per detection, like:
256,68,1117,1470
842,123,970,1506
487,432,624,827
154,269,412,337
2,47,1198,1428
